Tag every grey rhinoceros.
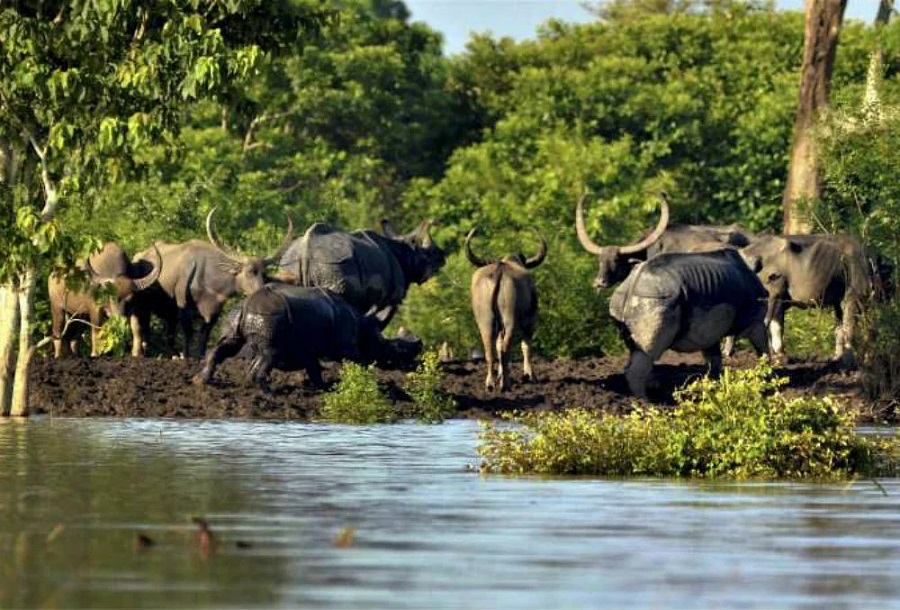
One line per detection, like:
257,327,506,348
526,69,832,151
278,219,445,328
609,248,769,398
192,284,422,387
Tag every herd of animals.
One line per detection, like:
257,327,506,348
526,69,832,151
48,193,889,399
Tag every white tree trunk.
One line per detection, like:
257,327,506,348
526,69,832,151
0,283,19,416
10,270,36,417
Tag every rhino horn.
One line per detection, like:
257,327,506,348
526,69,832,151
131,244,162,291
380,218,398,238
464,227,491,268
206,207,246,262
575,192,604,255
263,215,295,266
523,228,547,269
618,192,670,256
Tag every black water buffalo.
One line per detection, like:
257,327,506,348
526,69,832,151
575,193,756,289
129,209,294,357
192,284,422,387
48,242,161,357
740,233,875,364
609,249,769,398
466,227,547,391
278,219,446,328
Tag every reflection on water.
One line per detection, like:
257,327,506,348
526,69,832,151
2,418,900,609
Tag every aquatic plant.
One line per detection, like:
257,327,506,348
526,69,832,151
320,362,396,424
403,350,457,423
478,361,900,479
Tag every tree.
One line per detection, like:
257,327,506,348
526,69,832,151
0,1,327,416
782,0,848,234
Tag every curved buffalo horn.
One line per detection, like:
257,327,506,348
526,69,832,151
262,215,295,265
618,192,670,256
419,219,434,247
464,227,491,268
523,228,548,269
206,207,246,262
575,192,604,255
132,244,162,291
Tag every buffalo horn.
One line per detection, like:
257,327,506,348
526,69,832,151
464,227,491,268
132,244,162,291
618,192,670,256
206,207,245,262
575,192,604,255
523,229,548,269
263,215,295,265
380,218,398,238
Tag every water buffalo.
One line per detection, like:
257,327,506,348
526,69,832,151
575,193,756,289
129,209,294,358
610,249,769,398
278,219,446,328
740,233,875,364
192,284,422,387
466,227,547,391
48,243,161,357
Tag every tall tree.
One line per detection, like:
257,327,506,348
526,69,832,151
0,1,327,416
782,0,848,234
862,0,895,122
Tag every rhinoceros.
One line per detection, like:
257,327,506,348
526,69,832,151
129,209,294,357
278,219,445,328
609,248,769,398
465,227,547,391
740,233,876,364
48,243,161,357
192,284,422,387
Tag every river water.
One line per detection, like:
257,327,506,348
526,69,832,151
1,418,900,609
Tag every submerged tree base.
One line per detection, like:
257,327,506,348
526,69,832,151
478,362,900,479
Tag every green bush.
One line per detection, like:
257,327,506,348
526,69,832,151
402,350,457,423
478,361,900,478
857,300,900,417
783,308,837,361
320,362,396,424
98,315,131,357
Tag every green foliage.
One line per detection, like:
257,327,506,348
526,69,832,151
479,361,900,478
320,362,395,424
402,350,456,422
857,300,900,415
97,315,130,357
783,308,836,361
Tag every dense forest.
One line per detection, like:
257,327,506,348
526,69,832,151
2,0,900,414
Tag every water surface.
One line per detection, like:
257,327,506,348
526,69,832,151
1,418,899,609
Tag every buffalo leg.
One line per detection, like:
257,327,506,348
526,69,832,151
521,339,535,383
834,301,856,365
721,336,735,358
89,311,104,357
767,306,786,362
476,322,497,392
624,350,654,399
196,314,219,359
745,322,770,358
129,313,147,357
51,306,66,358
497,326,516,392
178,309,194,359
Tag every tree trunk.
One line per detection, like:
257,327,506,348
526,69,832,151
10,270,36,417
782,0,848,235
0,284,19,416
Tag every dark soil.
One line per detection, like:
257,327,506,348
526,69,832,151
29,350,890,423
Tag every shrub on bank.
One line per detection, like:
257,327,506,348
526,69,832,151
478,362,900,478
320,362,396,424
402,350,457,423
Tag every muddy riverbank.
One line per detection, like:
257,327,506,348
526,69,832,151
28,350,888,422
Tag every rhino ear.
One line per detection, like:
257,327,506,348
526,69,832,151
788,240,803,254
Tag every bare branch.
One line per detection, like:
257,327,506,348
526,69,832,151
26,133,60,221
241,112,290,159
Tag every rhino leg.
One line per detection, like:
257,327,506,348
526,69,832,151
305,360,325,388
193,334,245,385
248,351,273,386
624,350,654,399
702,345,723,378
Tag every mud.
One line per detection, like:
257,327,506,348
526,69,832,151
29,350,890,423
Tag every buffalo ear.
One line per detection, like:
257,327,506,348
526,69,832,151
741,253,762,273
216,260,241,275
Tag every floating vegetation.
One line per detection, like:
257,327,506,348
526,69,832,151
478,361,900,479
